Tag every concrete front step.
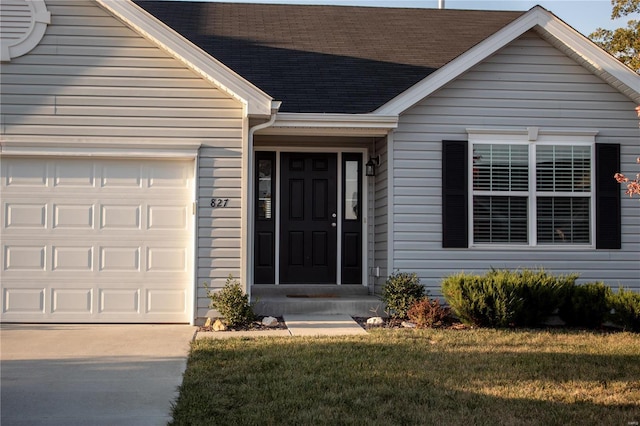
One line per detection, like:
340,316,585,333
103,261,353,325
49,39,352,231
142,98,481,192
252,295,386,317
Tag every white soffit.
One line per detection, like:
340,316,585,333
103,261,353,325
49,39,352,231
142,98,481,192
376,6,640,115
260,113,399,137
0,0,50,61
95,0,274,117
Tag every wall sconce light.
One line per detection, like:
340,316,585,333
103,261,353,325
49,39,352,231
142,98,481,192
366,155,380,177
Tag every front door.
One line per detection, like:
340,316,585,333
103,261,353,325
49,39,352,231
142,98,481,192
280,153,337,283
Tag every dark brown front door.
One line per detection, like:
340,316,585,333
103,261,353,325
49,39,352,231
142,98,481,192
280,153,337,283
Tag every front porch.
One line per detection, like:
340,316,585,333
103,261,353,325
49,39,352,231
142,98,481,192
251,285,386,317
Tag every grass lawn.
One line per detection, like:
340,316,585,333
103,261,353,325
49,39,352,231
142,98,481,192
170,329,640,425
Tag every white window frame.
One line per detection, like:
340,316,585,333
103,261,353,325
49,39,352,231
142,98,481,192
467,128,597,249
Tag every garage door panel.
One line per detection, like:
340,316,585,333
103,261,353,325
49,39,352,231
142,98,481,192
149,162,191,188
146,289,187,314
99,246,141,272
1,157,194,323
99,288,140,314
5,203,47,229
52,246,94,271
101,162,143,188
53,204,94,229
147,205,188,230
4,245,47,271
3,287,46,313
53,161,96,187
4,159,48,187
51,288,93,314
100,204,141,229
146,247,187,272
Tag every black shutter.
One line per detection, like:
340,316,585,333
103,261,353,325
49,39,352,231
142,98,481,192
595,143,621,249
442,140,468,248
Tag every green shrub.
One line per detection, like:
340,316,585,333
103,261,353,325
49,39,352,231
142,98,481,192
608,287,640,332
382,271,425,319
407,298,450,328
441,269,576,328
206,275,254,327
559,282,612,328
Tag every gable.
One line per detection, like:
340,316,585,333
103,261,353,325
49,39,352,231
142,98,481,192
379,6,640,115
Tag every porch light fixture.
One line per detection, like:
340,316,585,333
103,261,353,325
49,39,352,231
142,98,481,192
366,156,380,177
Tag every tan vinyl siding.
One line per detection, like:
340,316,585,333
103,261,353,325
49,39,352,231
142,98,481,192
392,31,640,294
0,0,246,321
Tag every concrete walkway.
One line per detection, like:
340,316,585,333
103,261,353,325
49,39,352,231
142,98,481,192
0,324,196,426
284,314,367,336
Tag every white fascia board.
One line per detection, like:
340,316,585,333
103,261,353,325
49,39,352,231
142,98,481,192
95,0,273,117
260,113,399,137
376,6,640,115
535,15,640,104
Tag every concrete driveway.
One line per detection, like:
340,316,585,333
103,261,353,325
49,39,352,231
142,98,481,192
0,324,196,426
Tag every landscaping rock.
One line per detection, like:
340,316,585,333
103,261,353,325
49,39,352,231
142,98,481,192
262,316,279,327
213,319,227,332
402,321,416,328
367,316,384,326
204,317,212,328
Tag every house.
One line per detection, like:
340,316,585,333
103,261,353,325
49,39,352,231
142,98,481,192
1,0,638,324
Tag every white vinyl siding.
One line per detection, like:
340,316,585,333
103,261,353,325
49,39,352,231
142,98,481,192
392,31,640,294
373,137,388,294
0,0,246,322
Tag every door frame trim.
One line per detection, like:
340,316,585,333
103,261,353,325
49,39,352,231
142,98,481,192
252,146,369,286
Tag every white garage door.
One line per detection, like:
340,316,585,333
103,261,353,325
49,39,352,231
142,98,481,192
1,157,194,323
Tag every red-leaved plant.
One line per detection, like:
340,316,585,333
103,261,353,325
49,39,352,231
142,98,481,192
614,157,640,198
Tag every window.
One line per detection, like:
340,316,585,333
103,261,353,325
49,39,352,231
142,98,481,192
469,130,595,246
443,137,620,250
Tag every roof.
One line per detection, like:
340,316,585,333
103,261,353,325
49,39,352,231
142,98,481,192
133,1,523,113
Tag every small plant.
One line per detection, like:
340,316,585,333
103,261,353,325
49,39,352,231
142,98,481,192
608,287,640,332
382,271,425,319
407,298,450,328
206,275,254,327
559,282,612,328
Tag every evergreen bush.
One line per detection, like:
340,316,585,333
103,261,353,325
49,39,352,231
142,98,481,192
559,282,612,328
441,269,576,327
206,275,254,327
382,271,425,319
608,287,640,332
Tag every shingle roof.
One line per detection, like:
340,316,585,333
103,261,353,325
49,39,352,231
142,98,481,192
134,1,524,113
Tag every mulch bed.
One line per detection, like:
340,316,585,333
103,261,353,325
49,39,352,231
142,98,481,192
198,316,288,332
353,317,468,330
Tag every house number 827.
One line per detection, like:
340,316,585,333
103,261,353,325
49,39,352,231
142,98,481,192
210,198,229,208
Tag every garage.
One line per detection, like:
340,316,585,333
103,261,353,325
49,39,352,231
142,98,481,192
1,157,195,323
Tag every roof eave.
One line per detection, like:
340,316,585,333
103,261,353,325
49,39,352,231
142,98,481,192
95,0,274,117
376,6,640,115
258,113,399,137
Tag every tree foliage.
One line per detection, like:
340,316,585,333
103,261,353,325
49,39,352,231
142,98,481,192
589,0,640,73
